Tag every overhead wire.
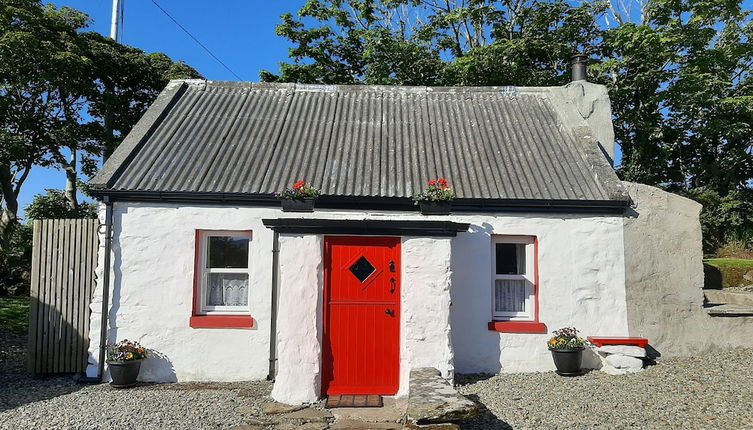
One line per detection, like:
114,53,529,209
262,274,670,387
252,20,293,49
148,0,243,80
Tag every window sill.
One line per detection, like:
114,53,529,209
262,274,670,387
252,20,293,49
488,321,547,333
190,315,254,329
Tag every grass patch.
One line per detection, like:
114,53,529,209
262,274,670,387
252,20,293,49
706,258,753,269
0,296,29,335
705,259,753,288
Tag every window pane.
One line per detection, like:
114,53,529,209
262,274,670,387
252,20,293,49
208,236,249,268
206,273,249,306
495,243,525,275
494,279,527,313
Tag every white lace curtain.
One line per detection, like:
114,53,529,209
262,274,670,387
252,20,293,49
495,279,527,313
207,273,248,306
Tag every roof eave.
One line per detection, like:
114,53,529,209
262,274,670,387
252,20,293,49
88,189,630,215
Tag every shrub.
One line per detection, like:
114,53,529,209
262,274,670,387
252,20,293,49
683,188,753,257
0,223,32,296
704,259,753,288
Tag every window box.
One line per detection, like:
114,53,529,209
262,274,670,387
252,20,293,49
281,198,315,212
419,201,451,215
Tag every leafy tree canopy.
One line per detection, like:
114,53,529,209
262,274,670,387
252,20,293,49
0,0,201,248
25,189,97,220
264,0,753,254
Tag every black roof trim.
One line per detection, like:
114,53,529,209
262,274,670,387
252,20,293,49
90,190,629,214
262,218,470,237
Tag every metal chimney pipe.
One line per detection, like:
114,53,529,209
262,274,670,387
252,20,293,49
571,53,588,82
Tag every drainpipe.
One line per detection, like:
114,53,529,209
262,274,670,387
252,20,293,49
78,197,113,384
97,197,114,381
267,231,280,381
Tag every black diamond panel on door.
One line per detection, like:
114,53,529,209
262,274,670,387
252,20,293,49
349,256,376,282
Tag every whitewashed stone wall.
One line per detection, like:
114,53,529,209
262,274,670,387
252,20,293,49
271,234,324,403
87,203,629,398
449,213,629,373
398,237,454,396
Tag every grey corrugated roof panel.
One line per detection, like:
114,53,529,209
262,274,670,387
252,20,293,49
94,80,628,203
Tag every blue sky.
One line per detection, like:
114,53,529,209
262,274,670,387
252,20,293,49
23,0,306,216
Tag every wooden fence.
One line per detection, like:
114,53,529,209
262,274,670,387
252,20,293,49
28,218,100,374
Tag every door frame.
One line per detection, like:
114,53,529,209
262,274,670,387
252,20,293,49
321,235,402,395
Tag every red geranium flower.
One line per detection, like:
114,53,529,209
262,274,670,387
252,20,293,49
293,180,306,190
438,178,448,186
428,179,437,186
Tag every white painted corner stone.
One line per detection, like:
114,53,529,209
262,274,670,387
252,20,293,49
597,345,646,358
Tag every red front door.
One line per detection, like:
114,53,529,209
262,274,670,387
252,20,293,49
322,236,401,395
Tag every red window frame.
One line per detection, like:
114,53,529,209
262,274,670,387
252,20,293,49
488,236,547,334
190,229,254,329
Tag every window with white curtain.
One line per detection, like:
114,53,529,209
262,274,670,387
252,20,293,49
197,231,252,314
492,236,535,320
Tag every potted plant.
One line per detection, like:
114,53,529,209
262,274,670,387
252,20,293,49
413,178,456,215
106,339,147,388
275,180,320,212
547,327,587,376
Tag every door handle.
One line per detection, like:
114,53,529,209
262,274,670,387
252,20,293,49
390,277,396,294
389,261,396,272
385,309,395,317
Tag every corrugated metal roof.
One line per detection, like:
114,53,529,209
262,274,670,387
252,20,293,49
92,80,627,202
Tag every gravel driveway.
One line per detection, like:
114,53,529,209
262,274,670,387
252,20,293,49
2,329,753,429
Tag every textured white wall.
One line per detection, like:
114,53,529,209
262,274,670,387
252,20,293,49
87,203,277,382
271,234,324,404
398,237,454,396
87,203,628,393
449,213,629,374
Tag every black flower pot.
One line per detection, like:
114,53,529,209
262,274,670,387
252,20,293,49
108,360,142,388
419,201,452,215
281,198,315,212
550,348,584,376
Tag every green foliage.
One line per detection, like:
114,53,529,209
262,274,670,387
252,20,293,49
0,0,202,249
683,188,753,255
705,258,753,288
25,189,97,220
0,224,32,296
265,0,753,256
261,0,605,86
0,296,29,335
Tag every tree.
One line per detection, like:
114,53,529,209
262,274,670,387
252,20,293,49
595,0,753,192
25,189,97,220
260,0,603,87
266,0,753,255
0,0,201,248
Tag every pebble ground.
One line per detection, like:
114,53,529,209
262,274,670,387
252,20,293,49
456,348,753,429
2,330,752,429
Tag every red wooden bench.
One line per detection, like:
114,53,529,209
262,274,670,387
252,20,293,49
587,336,649,348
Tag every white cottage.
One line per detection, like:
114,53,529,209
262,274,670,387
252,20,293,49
86,70,658,404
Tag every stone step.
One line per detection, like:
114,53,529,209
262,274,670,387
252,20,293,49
704,290,753,307
406,368,479,425
705,304,753,317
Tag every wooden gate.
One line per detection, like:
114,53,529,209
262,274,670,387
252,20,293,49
27,219,100,374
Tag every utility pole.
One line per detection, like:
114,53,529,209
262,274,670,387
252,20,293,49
103,0,123,162
110,0,122,41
